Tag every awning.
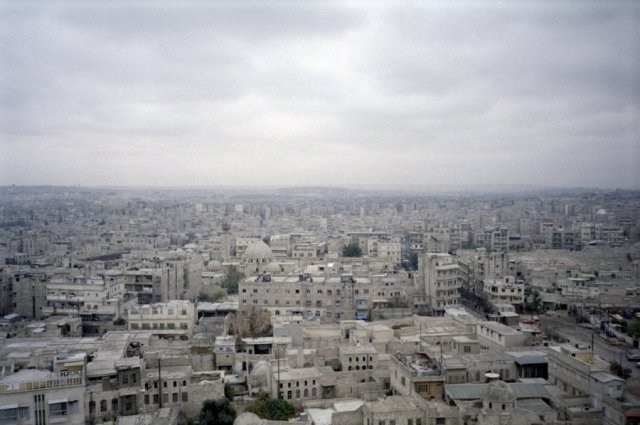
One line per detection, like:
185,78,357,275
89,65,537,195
0,404,18,410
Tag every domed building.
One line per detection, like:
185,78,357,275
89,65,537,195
482,380,516,412
243,240,275,274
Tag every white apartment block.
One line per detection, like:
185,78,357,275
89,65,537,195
239,273,410,322
42,274,119,319
127,300,195,339
0,354,86,425
482,276,524,308
419,254,463,316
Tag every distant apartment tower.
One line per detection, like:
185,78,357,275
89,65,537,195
419,253,463,316
475,227,509,253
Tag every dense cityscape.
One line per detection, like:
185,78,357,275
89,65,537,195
2,0,639,424
0,186,639,424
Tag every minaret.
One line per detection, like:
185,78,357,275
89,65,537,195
222,220,231,260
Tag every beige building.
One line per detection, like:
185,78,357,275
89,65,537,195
0,353,86,425
419,254,463,315
481,276,524,308
128,300,195,339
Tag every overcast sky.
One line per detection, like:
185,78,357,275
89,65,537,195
1,1,639,189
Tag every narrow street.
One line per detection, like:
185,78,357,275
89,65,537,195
540,313,640,383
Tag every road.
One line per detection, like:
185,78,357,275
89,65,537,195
540,313,640,383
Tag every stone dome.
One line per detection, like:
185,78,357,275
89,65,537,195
244,240,274,260
484,380,515,402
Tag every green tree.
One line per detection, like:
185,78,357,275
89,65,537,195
342,243,362,258
625,319,640,339
199,399,236,425
198,292,225,303
610,360,632,379
246,398,295,421
224,383,235,401
527,290,542,313
221,266,244,294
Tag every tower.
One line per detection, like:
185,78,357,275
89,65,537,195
222,220,231,260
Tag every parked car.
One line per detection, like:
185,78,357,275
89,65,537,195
627,353,640,361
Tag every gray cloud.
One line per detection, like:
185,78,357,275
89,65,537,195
0,1,638,188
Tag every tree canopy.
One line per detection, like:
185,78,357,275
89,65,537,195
246,398,295,421
221,266,244,294
199,398,236,425
342,243,362,257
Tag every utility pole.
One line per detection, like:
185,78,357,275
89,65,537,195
158,356,163,408
276,345,281,399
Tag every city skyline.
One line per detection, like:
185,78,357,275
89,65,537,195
1,1,639,189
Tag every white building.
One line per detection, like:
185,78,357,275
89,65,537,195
127,300,195,339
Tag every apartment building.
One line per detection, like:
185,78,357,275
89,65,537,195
127,300,195,339
419,254,463,316
0,353,86,425
239,273,411,322
481,276,525,309
390,353,445,400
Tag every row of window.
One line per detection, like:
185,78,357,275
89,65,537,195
143,392,188,404
279,379,316,388
145,379,188,390
138,308,188,316
280,387,317,399
130,322,188,330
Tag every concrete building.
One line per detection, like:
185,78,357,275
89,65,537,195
481,276,525,309
127,300,195,340
419,254,463,316
0,353,86,425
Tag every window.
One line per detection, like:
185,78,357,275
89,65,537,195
131,323,139,330
19,406,29,420
464,345,471,353
312,388,317,397
416,419,422,425
0,408,17,425
287,391,292,399
51,402,69,417
390,421,396,425
153,394,159,404
436,419,445,425
182,392,188,402
144,395,150,405
378,421,385,425
173,393,178,402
